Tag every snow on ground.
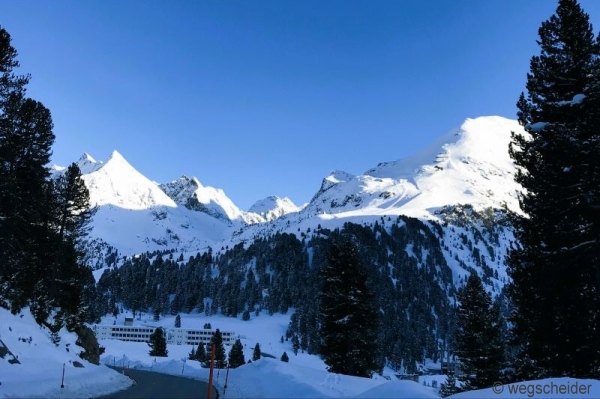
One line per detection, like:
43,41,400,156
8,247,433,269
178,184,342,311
0,307,131,399
5,308,595,399
98,312,439,398
99,311,325,371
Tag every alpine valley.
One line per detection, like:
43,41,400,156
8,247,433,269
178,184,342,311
58,115,524,373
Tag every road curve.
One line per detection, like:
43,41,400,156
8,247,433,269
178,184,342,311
96,367,218,399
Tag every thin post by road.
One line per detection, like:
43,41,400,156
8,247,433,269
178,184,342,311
207,344,216,399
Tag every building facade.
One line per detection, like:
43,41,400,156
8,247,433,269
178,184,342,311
91,324,237,345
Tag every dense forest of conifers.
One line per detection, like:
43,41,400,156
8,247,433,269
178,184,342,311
94,207,510,373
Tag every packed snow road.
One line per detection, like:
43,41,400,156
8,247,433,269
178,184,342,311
97,367,218,399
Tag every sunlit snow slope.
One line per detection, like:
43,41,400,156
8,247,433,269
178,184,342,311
233,116,524,241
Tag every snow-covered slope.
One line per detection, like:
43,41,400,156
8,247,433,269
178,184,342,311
233,116,523,239
304,116,522,221
0,307,131,398
248,196,303,222
364,116,522,217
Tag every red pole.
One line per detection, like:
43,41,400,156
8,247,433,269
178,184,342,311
207,344,216,399
61,363,65,388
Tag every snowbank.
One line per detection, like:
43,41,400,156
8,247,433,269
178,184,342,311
98,312,439,398
0,307,132,398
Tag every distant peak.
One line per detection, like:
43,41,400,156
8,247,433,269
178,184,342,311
168,175,202,188
248,195,301,220
78,152,96,163
107,150,126,162
324,170,354,185
76,152,103,174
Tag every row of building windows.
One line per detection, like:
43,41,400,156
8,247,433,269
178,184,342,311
111,333,152,338
187,331,215,336
110,327,154,333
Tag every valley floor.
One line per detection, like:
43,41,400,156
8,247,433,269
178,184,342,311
4,309,600,399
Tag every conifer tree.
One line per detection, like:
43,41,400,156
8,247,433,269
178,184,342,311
455,274,503,391
440,372,458,398
292,334,300,355
318,236,379,377
188,346,196,361
210,329,226,368
281,351,289,363
509,0,600,379
175,314,181,328
49,163,96,329
252,343,261,361
148,327,168,357
0,26,55,313
196,341,207,364
228,339,245,368
0,26,97,337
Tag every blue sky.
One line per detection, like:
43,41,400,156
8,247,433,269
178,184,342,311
2,0,600,210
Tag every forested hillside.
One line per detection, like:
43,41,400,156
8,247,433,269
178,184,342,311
96,206,513,372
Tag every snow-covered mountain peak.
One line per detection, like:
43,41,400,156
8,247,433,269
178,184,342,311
313,170,355,195
159,175,245,222
76,152,103,174
366,116,518,180
301,116,523,221
325,170,355,185
79,151,176,210
248,196,302,222
365,115,524,217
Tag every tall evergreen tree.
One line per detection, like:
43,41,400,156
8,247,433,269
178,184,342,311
509,0,600,379
454,274,504,391
318,237,379,378
0,29,55,312
188,346,196,361
49,163,97,329
194,341,207,365
148,327,168,357
210,329,226,368
0,26,99,353
228,339,245,368
175,314,181,328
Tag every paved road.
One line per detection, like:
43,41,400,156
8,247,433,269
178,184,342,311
97,367,218,399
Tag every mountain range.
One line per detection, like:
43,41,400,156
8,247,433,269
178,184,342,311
53,115,524,292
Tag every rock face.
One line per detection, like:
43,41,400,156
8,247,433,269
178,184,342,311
0,339,20,364
75,326,101,365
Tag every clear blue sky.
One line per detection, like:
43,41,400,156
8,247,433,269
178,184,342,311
2,0,600,210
